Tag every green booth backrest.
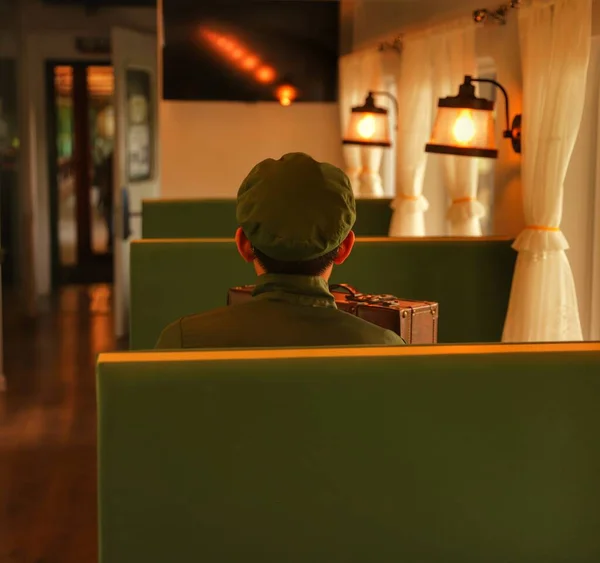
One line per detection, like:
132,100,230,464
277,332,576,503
97,343,600,563
130,237,516,349
142,198,394,238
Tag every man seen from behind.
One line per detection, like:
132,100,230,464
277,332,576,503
155,152,405,349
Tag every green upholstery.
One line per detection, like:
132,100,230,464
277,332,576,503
142,198,394,238
130,240,255,349
333,238,515,344
130,238,516,349
142,199,239,238
97,343,600,563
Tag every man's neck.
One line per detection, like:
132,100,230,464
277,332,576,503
253,264,333,282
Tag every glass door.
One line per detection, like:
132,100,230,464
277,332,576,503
88,65,115,258
0,58,19,288
49,62,115,285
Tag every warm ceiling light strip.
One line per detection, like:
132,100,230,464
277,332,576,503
199,26,277,85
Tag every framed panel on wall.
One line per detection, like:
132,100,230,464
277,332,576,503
126,68,153,182
162,0,340,103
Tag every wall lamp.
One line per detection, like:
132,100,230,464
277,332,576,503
342,91,399,148
274,76,298,106
425,75,522,159
275,83,298,106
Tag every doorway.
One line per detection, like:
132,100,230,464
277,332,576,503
47,61,115,286
0,58,19,288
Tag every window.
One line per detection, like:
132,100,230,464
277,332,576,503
379,73,397,197
475,57,497,236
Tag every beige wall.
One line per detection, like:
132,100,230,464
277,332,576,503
160,102,344,199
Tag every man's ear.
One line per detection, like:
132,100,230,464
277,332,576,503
332,231,355,266
235,227,254,263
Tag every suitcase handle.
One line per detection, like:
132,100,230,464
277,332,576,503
331,284,402,306
329,283,362,298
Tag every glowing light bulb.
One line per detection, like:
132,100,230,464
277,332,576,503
241,55,259,70
357,114,376,139
255,65,276,84
231,47,245,60
452,110,476,145
222,38,237,53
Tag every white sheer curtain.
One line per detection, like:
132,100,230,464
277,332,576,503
431,23,486,236
339,54,363,193
388,33,432,236
359,146,385,197
503,0,591,342
358,50,386,197
339,49,386,197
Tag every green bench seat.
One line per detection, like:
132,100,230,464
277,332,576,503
97,342,600,563
130,237,516,349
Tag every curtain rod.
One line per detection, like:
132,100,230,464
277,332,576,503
378,36,402,54
367,0,521,54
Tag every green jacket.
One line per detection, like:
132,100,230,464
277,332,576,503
155,274,405,349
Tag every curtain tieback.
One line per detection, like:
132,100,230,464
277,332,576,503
446,197,485,222
452,197,476,204
392,193,429,212
526,225,560,232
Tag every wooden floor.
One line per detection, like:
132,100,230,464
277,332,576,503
0,285,123,563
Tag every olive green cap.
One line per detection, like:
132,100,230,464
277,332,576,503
236,152,356,261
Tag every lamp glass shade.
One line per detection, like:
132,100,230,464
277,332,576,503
426,106,497,159
343,110,391,148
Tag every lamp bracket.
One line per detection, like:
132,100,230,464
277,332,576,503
505,114,522,154
369,90,400,131
467,76,521,154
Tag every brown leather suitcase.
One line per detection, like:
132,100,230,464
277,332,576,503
227,283,438,344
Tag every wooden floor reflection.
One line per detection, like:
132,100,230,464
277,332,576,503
0,284,123,563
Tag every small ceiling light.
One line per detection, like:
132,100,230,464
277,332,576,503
342,91,398,148
241,55,259,70
255,65,276,84
425,75,522,159
230,47,245,61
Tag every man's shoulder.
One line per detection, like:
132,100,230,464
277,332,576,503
179,302,258,329
155,304,253,349
155,300,405,349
